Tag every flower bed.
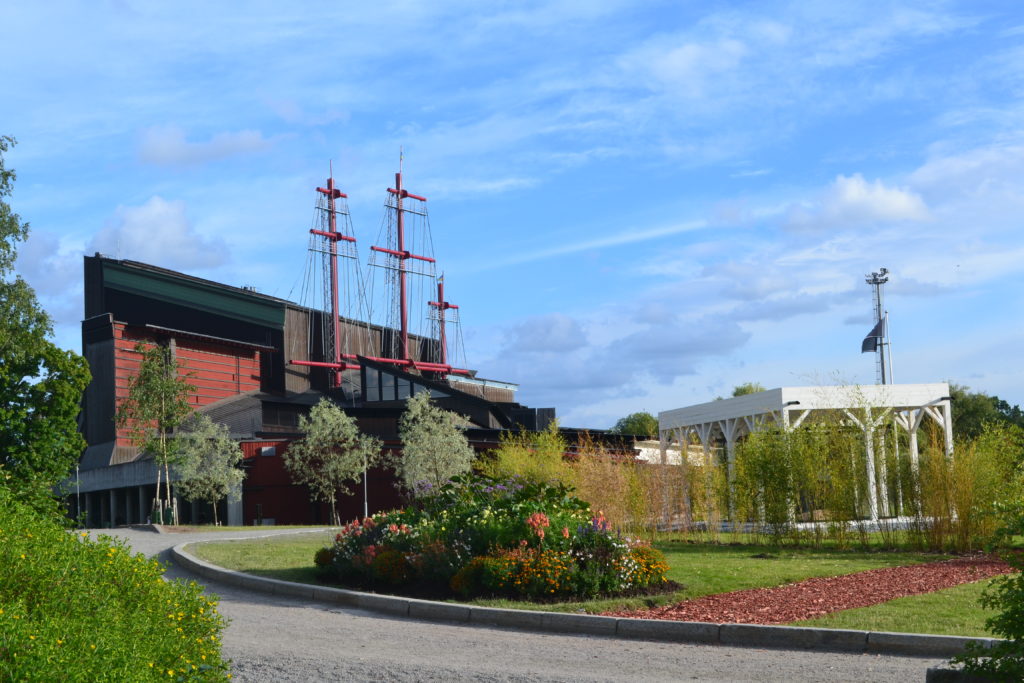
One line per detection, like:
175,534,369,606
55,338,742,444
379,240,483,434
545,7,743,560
315,474,672,601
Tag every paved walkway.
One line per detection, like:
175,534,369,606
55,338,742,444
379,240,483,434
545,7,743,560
100,527,950,682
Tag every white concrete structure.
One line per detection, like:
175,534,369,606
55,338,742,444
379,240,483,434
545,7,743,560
658,383,953,521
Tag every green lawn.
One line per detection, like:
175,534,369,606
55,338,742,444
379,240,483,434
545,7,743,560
188,532,972,621
189,530,336,585
791,578,998,637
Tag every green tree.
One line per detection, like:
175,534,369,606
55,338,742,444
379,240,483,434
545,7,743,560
610,411,658,438
0,135,90,513
396,391,475,495
116,343,195,524
283,398,381,525
732,382,766,397
950,383,1024,442
173,413,245,526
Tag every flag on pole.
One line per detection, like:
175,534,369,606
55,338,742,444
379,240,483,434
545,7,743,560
861,318,886,353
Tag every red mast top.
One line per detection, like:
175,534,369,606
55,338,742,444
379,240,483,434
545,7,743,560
428,275,458,368
370,170,434,362
290,174,359,388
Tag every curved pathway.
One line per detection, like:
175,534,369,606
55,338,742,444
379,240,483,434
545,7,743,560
101,528,949,682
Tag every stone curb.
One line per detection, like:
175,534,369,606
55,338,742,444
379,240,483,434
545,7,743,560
170,539,1002,658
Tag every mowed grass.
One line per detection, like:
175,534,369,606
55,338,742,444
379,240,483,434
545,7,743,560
189,530,338,584
791,578,999,637
189,532,963,617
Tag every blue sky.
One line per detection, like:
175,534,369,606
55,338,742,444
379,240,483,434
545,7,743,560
5,1,1023,428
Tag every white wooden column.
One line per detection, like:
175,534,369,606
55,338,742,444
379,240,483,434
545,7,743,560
844,408,879,521
675,427,691,529
942,399,954,458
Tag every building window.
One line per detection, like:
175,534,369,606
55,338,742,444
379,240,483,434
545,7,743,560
397,377,411,400
364,368,380,402
260,446,276,457
381,372,395,401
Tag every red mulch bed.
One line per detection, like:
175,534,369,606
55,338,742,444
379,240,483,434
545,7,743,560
603,556,1013,625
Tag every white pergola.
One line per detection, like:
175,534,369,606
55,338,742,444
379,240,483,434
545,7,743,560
657,383,953,521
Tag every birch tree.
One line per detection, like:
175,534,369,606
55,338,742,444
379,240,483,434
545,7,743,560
173,413,245,526
282,398,381,525
116,343,194,524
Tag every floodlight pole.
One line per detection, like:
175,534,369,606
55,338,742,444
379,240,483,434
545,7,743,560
866,268,890,385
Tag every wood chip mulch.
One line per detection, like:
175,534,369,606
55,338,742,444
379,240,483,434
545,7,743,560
603,556,1013,625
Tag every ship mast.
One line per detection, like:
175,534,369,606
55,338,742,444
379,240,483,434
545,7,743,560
428,275,458,367
370,168,432,361
367,158,471,377
290,171,362,387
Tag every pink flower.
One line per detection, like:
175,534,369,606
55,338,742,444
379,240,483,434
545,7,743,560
562,527,569,539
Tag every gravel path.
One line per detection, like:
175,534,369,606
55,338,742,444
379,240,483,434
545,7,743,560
99,528,949,682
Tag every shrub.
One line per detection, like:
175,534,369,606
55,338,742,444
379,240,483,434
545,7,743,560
371,549,410,585
626,544,671,588
449,557,487,597
952,500,1024,678
318,474,671,601
0,485,229,681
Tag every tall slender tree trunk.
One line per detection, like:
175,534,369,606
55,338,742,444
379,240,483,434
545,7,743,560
154,465,162,523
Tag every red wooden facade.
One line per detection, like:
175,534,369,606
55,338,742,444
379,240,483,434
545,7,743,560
112,323,261,450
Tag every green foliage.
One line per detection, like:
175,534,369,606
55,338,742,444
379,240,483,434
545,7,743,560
0,484,229,680
0,136,90,512
732,382,766,397
479,420,570,486
283,398,381,525
610,411,658,437
952,502,1024,678
173,414,245,526
318,474,670,600
395,392,475,494
116,343,195,522
950,382,1024,442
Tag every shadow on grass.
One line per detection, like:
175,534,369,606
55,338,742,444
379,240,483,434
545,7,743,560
245,567,321,583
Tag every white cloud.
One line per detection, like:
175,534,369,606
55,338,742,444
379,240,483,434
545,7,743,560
14,230,80,297
138,125,272,166
617,36,750,99
503,313,588,353
480,219,709,270
88,197,228,270
786,174,930,231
